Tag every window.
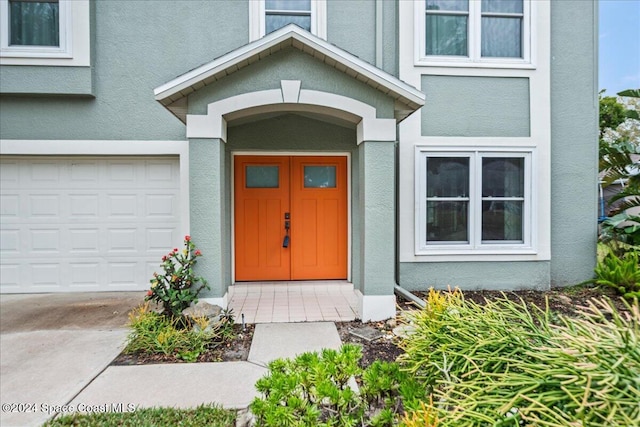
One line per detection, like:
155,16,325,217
0,0,89,65
417,149,532,253
249,0,327,41
419,0,530,65
1,0,69,56
266,0,311,34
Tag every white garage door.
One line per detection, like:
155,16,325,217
0,156,182,293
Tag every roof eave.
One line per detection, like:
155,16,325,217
154,25,425,119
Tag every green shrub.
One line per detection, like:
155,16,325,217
124,303,233,362
251,344,425,427
146,235,209,318
398,290,640,426
593,249,640,300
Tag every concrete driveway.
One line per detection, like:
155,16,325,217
0,292,144,427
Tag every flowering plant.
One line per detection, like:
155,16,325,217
145,235,209,318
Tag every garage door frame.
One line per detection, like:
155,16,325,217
0,140,190,293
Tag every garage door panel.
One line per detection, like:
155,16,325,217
0,156,182,293
145,194,178,218
69,262,101,289
1,229,19,254
146,228,178,252
0,194,19,218
69,228,100,253
69,194,100,218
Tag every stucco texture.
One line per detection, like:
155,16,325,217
549,0,598,286
399,261,551,291
421,75,530,137
0,0,248,140
187,47,395,120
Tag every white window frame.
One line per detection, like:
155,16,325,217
415,0,533,68
0,0,89,66
249,0,327,41
415,147,534,255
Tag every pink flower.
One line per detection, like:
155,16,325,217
146,290,153,297
173,248,178,252
194,249,202,256
162,255,167,262
185,235,191,242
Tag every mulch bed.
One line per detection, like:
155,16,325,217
111,323,255,366
112,286,633,367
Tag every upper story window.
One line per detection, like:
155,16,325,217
250,0,327,41
418,0,531,66
266,0,311,34
9,0,60,47
0,0,89,66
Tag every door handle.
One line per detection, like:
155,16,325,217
283,214,290,248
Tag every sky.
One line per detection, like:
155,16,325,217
599,0,640,96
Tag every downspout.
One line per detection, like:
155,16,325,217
394,285,426,309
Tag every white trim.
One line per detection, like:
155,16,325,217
414,0,534,69
356,291,396,322
0,139,191,239
0,0,90,66
397,0,551,264
249,0,327,42
187,82,398,145
230,152,352,285
154,24,424,117
414,147,535,256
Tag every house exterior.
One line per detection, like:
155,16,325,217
0,0,598,321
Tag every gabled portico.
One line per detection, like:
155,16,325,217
154,25,424,321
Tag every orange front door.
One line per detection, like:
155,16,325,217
234,156,347,281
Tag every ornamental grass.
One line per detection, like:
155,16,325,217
398,289,639,426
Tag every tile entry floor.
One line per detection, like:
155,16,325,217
228,281,359,324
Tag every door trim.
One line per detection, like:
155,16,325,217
231,151,352,283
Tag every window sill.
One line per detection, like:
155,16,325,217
415,247,537,257
414,58,536,70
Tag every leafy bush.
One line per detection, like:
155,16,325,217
251,344,425,427
590,246,640,300
398,290,640,426
146,235,209,318
125,302,233,362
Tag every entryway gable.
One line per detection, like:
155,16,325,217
186,81,396,145
154,24,424,123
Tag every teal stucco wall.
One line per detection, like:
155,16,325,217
1,0,395,140
399,262,550,291
0,0,249,140
549,0,598,286
187,47,395,120
421,76,531,137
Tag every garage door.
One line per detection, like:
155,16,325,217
0,156,182,293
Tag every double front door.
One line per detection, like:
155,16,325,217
234,156,348,281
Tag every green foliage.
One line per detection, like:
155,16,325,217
398,290,640,426
251,344,424,427
619,88,640,99
599,94,629,137
43,404,236,427
145,235,209,318
589,245,640,301
600,212,640,247
124,303,234,361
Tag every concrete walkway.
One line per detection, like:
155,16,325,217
69,322,342,417
1,291,345,426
